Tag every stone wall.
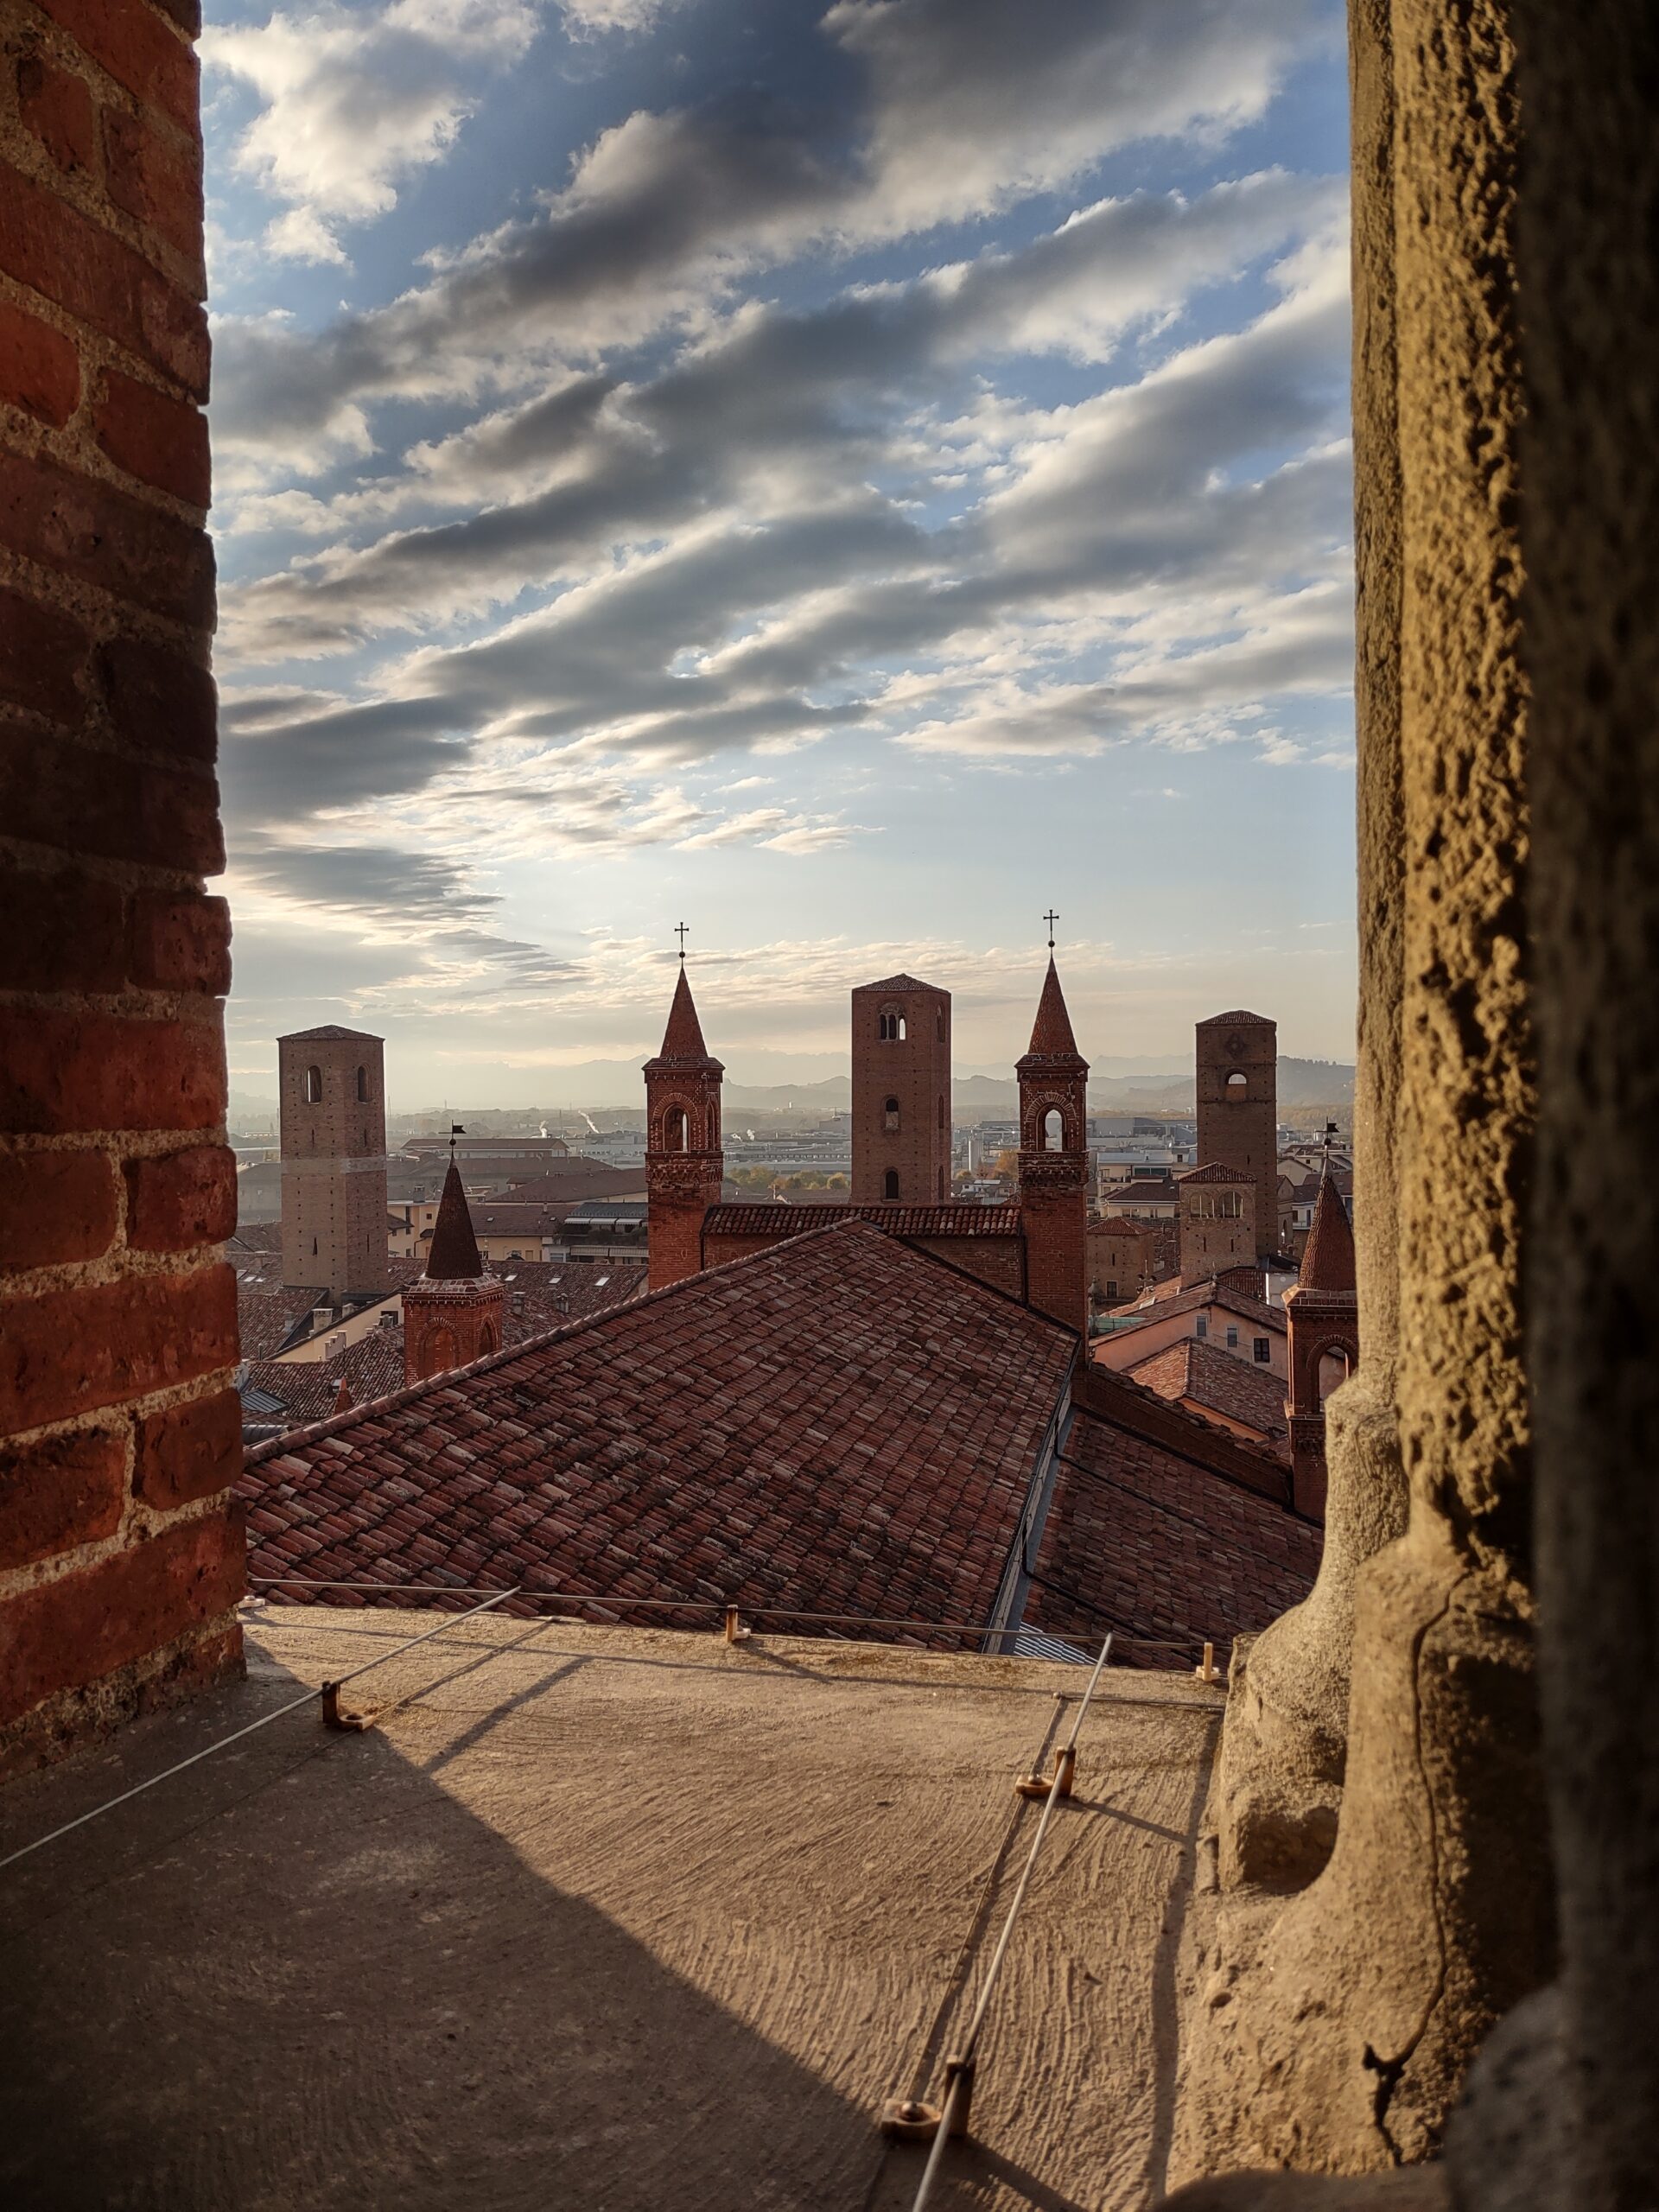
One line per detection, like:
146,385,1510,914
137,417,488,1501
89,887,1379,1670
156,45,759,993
0,0,243,1775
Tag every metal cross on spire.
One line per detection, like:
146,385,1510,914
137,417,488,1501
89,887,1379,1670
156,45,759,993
1043,909,1059,950
674,922,690,963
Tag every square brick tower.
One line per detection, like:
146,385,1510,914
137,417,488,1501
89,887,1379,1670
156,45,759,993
850,975,951,1203
1195,1010,1281,1261
1017,957,1090,1334
277,1026,391,1301
644,965,724,1290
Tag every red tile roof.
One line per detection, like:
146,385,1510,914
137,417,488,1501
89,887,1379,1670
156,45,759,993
1027,1407,1319,1662
236,1283,325,1359
1196,1010,1275,1027
1108,1277,1286,1332
1176,1161,1253,1185
1092,1216,1152,1238
240,1220,1076,1636
856,973,940,994
243,1332,409,1429
703,1201,1022,1241
1125,1336,1290,1456
276,1024,382,1042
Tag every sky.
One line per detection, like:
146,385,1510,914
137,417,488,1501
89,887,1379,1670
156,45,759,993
203,0,1358,1104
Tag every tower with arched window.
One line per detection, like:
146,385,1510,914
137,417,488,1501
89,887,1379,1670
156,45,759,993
276,1024,390,1301
1195,1009,1282,1259
1015,958,1090,1334
1283,1168,1359,1521
644,966,725,1290
849,974,951,1204
402,1152,505,1386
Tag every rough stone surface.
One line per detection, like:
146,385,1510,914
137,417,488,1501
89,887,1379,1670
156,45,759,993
0,1612,1225,2210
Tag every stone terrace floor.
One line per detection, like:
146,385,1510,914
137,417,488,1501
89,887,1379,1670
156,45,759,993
0,1608,1224,2211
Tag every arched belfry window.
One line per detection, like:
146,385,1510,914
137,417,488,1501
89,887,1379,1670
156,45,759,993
664,1104,688,1153
884,1169,899,1199
884,1096,900,1132
1227,1070,1248,1093
1044,1109,1065,1152
878,1008,906,1041
305,1065,322,1103
356,1065,369,1101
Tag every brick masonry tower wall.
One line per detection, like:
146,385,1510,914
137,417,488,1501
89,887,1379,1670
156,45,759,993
277,1029,391,1302
1196,1012,1281,1259
0,0,245,1776
849,977,951,1204
1176,1167,1257,1281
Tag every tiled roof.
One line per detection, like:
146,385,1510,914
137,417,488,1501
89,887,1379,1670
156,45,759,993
501,1166,648,1203
1196,1010,1274,1028
468,1203,561,1236
565,1200,650,1224
1176,1161,1253,1185
1091,1215,1152,1237
856,973,940,994
1300,1174,1357,1294
240,1220,1076,1635
1113,1179,1179,1204
276,1024,382,1042
227,1223,282,1255
645,966,721,1070
236,1283,325,1359
240,1331,409,1430
1020,957,1084,1061
1109,1277,1286,1332
1026,1408,1320,1661
1125,1337,1289,1454
703,1202,1023,1240
425,1160,484,1281
495,1260,649,1337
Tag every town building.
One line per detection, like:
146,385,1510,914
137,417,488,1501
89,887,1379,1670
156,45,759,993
1195,1009,1284,1261
276,1025,391,1302
1175,1160,1258,1279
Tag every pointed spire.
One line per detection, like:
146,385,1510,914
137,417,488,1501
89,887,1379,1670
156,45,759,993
1300,1168,1357,1294
424,1158,483,1281
646,963,723,1071
1025,956,1082,1059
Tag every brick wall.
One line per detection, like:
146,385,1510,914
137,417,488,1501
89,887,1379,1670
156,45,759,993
0,0,243,1775
1195,1013,1281,1256
276,1029,391,1300
849,979,951,1204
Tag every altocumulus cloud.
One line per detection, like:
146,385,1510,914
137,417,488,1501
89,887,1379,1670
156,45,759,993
205,0,1356,1068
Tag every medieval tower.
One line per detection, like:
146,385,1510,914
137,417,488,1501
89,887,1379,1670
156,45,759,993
644,965,724,1290
1016,958,1090,1334
402,1146,505,1384
278,1025,391,1302
849,974,952,1204
1283,1166,1359,1522
1195,1009,1281,1260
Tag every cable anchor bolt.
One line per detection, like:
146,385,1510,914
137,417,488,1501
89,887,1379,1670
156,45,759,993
1014,1741,1077,1801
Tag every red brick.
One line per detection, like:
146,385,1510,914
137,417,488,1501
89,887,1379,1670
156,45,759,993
97,630,215,762
101,107,203,276
0,861,125,993
0,1007,224,1135
135,1386,239,1510
0,156,207,397
0,449,213,625
151,0,201,35
0,296,80,428
16,49,97,175
94,365,208,505
127,889,231,993
124,1141,234,1250
0,1502,244,1729
32,0,199,136
0,1148,118,1269
0,715,223,873
0,1426,127,1572
0,582,88,720
0,1261,235,1432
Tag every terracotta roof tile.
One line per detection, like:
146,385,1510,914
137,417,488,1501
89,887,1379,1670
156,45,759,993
703,1202,1021,1240
1124,1336,1289,1455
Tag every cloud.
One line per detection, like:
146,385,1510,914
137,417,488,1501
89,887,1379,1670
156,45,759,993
204,0,539,260
208,0,1320,474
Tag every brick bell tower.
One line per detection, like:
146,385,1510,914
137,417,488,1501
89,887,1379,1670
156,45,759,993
644,957,724,1291
1283,1156,1359,1521
850,973,952,1203
1016,939,1090,1335
1195,1008,1282,1260
278,1024,391,1302
402,1135,505,1386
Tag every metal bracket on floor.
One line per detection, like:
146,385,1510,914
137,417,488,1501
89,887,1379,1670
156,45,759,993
321,1681,378,1732
880,2052,974,2144
1193,1641,1224,1686
722,1605,752,1645
1014,1741,1076,1802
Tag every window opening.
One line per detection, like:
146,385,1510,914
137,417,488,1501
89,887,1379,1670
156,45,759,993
355,1065,368,1101
305,1065,322,1103
883,1169,899,1199
1254,1337,1272,1363
1226,1325,1239,1349
1195,1315,1208,1339
1226,1071,1248,1092
884,1096,900,1132
1043,1108,1065,1151
664,1105,688,1152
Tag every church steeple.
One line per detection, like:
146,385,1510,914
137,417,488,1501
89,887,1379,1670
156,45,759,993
644,945,724,1291
402,1131,505,1385
1283,1154,1359,1521
1015,931,1090,1335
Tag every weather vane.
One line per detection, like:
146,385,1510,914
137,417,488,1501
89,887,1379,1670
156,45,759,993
1043,908,1059,950
674,922,690,963
449,1122,464,1159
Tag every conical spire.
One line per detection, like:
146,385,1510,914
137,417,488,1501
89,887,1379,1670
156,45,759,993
1300,1169,1357,1294
1020,956,1084,1062
645,963,723,1071
424,1158,483,1281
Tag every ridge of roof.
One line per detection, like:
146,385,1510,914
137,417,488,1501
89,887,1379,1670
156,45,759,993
1176,1161,1253,1185
703,1201,1021,1237
856,972,942,994
1196,1010,1275,1027
276,1024,383,1043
